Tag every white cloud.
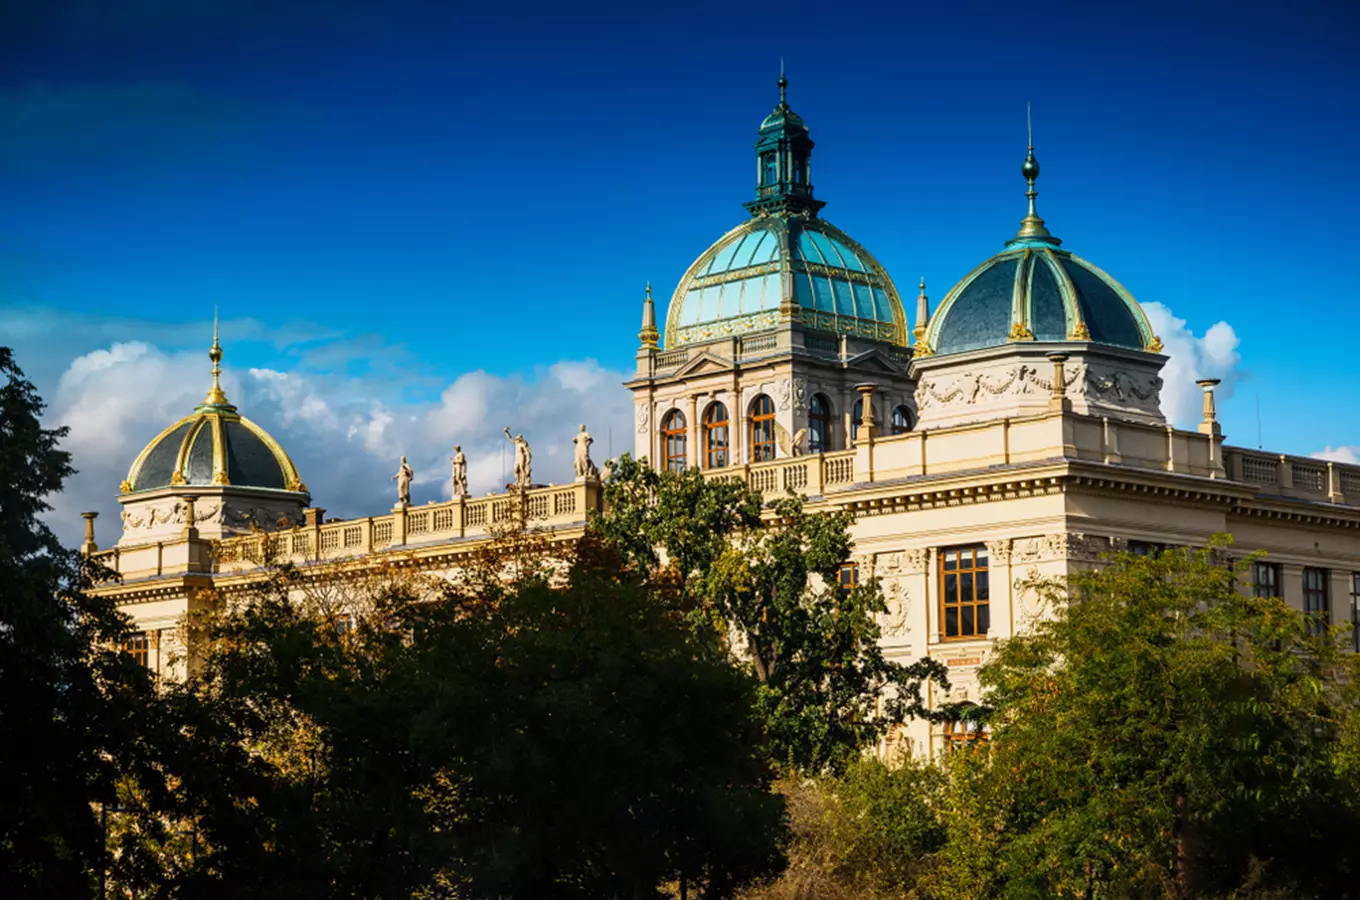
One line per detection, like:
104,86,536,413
1313,446,1359,465
1141,302,1242,428
40,339,633,548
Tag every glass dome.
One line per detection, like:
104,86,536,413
665,216,907,347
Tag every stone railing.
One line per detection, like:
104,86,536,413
654,348,689,372
212,480,600,574
700,450,856,497
1225,448,1353,504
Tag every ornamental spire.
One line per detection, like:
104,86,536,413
1012,103,1059,245
638,282,659,349
201,307,236,410
913,278,931,346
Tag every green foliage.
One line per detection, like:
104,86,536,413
921,541,1360,900
593,455,947,775
165,535,786,898
740,758,946,900
0,347,174,897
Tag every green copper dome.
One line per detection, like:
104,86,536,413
663,76,907,348
920,137,1161,357
665,216,905,347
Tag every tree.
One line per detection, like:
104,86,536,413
740,757,947,900
922,541,1360,900
0,347,172,896
164,533,787,898
592,455,947,774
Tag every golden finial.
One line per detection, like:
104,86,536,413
638,282,660,349
202,307,234,408
1015,102,1054,241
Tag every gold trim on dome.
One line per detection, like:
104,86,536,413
210,414,227,486
1008,322,1034,341
124,414,196,492
1148,336,1164,353
238,413,308,496
119,480,133,494
1070,321,1090,340
170,471,186,486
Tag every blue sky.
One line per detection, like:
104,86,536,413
4,0,1359,536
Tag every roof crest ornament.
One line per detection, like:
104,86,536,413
201,306,237,411
1011,102,1060,245
638,282,660,349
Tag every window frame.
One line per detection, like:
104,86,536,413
1252,561,1282,599
1351,573,1360,652
838,562,859,593
891,405,915,435
660,409,687,473
942,713,988,753
749,394,776,463
808,394,832,454
938,545,990,641
1303,567,1330,636
703,402,730,470
123,631,149,667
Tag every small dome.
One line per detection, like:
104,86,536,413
665,216,907,347
122,410,306,495
923,241,1158,356
120,332,307,496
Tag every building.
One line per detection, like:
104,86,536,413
87,78,1360,758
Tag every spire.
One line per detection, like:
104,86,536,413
913,278,931,346
638,282,659,349
200,308,236,410
1010,103,1060,246
743,71,824,218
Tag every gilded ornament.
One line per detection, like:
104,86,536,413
1148,336,1164,353
1070,321,1090,340
119,480,133,494
1008,322,1035,341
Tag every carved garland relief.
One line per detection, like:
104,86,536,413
915,364,1162,413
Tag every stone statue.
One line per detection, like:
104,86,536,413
449,445,468,497
392,455,413,506
504,427,532,488
573,423,598,479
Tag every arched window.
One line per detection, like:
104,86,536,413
703,402,730,469
808,394,832,454
942,704,989,752
749,394,776,462
892,405,915,435
660,410,687,473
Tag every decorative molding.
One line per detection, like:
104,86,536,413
635,403,649,434
1009,533,1112,565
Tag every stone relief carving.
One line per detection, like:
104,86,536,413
776,377,792,411
222,506,303,531
874,548,928,575
793,376,808,408
635,403,649,434
916,362,1162,416
915,364,1056,411
1009,533,1112,565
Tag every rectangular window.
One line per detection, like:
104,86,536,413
838,563,859,593
1351,573,1360,652
1128,540,1170,557
1303,567,1329,637
939,545,989,640
123,631,149,667
1252,561,1281,599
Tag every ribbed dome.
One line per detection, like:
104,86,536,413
922,240,1159,356
665,216,907,347
120,331,307,497
122,409,306,495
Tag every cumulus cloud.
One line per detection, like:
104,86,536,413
1313,446,1359,465
40,339,632,547
1141,302,1242,428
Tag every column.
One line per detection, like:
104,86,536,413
688,395,699,469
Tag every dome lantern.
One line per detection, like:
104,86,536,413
743,72,825,219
